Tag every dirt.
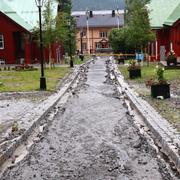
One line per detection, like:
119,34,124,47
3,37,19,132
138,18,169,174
128,79,180,131
0,91,51,141
1,59,177,180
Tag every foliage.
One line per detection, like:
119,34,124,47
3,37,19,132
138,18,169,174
155,65,166,83
42,0,56,62
109,28,134,53
127,59,141,70
125,0,155,51
57,0,72,14
56,0,76,55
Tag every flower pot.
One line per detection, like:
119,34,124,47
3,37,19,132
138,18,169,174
151,84,170,99
129,69,141,79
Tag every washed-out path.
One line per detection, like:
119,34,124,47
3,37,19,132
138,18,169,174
2,59,173,180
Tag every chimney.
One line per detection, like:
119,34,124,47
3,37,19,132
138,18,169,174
90,10,93,18
112,10,115,17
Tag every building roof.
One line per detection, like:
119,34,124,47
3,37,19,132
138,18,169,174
0,0,58,31
164,3,180,26
4,0,58,28
72,0,125,11
148,0,180,29
0,0,33,31
74,13,124,28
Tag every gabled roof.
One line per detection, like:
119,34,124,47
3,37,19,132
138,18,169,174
0,0,58,31
72,0,125,11
148,0,180,29
164,3,180,26
0,0,33,31
4,0,58,28
74,13,124,28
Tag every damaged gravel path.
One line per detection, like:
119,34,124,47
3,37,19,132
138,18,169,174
2,59,173,179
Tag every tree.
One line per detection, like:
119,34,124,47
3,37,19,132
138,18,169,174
125,0,155,51
109,28,127,53
57,0,72,14
42,0,55,66
56,0,76,55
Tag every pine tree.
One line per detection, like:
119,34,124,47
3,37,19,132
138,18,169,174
125,0,155,51
55,0,76,55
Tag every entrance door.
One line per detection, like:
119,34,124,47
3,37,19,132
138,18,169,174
13,32,25,63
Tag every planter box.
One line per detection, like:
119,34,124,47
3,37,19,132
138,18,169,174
129,69,141,79
151,84,170,99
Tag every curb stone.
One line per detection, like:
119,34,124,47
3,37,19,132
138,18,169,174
0,65,82,169
112,61,180,173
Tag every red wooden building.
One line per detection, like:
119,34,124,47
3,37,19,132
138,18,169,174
147,1,180,61
0,1,63,64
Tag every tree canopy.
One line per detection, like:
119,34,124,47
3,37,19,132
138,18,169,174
109,0,155,53
56,0,76,55
125,0,155,51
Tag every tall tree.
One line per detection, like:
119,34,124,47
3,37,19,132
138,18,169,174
43,0,55,64
57,0,71,14
109,28,132,53
56,0,76,55
125,0,155,51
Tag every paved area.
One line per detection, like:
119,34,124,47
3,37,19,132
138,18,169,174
1,59,176,180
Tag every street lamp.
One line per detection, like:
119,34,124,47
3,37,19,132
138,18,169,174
79,30,84,61
80,30,83,55
35,0,46,90
67,20,74,68
86,9,90,54
116,8,121,29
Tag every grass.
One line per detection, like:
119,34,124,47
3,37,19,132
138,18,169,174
74,57,85,65
118,61,180,131
119,62,180,83
0,67,70,92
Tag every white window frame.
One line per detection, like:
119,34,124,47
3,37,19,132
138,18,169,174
100,31,108,38
0,34,4,49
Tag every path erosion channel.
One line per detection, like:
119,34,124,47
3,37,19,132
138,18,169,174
1,58,177,180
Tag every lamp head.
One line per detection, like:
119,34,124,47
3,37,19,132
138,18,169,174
35,0,44,8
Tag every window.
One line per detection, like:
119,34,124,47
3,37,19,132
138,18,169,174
82,43,87,50
0,34,4,49
100,31,108,38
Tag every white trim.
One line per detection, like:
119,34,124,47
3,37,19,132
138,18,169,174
72,10,124,16
0,34,4,49
155,40,158,60
170,42,173,51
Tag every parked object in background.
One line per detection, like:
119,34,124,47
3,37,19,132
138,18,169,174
166,50,177,66
149,65,170,99
127,60,141,79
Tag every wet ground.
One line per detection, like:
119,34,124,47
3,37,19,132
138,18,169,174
0,92,50,141
1,59,175,179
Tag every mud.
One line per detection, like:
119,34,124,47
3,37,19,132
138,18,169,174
1,59,176,180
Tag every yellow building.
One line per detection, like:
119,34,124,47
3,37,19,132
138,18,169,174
73,10,124,54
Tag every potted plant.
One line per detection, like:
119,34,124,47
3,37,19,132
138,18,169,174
150,65,170,99
127,59,141,79
166,51,177,67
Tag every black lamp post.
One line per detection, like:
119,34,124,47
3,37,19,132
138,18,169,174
68,20,74,68
80,30,83,55
35,0,46,90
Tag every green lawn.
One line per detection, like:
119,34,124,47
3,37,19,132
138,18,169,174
0,67,70,92
118,62,180,131
119,62,180,83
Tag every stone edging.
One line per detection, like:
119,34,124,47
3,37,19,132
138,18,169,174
112,62,180,173
0,65,81,168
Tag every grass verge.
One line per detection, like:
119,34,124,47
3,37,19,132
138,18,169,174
0,67,70,92
118,62,180,131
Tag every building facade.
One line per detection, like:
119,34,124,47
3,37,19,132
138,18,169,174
73,10,124,54
0,0,63,64
147,0,180,61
